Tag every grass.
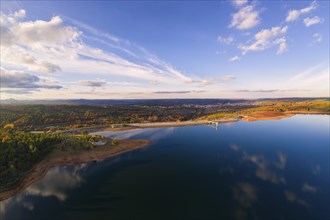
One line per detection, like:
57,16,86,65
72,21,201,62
199,100,330,121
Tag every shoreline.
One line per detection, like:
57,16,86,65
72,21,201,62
129,118,238,128
240,111,295,122
56,111,329,134
1,111,327,201
93,111,298,131
125,111,329,127
0,139,149,201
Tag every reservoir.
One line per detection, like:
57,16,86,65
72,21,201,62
1,115,329,220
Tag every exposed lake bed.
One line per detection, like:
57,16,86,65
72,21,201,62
1,115,329,220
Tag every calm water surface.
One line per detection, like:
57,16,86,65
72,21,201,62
1,115,329,220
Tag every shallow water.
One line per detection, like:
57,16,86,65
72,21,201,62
1,115,329,220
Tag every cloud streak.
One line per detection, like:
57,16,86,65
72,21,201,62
217,36,234,45
78,79,107,87
1,9,214,97
153,90,205,94
0,68,62,90
229,56,240,62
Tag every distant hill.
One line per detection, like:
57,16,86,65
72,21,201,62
1,98,329,106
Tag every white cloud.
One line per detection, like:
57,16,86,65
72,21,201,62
78,79,107,87
229,5,260,30
216,50,226,55
276,38,287,55
14,9,26,17
229,56,240,62
312,33,322,43
239,26,288,55
0,68,62,89
198,75,236,86
1,12,80,47
286,10,300,22
221,75,236,81
232,0,248,8
1,9,208,97
304,16,323,27
285,63,329,91
217,36,234,45
285,1,318,22
1,46,61,73
153,90,205,94
15,16,79,46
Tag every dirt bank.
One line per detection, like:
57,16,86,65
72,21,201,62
242,111,295,122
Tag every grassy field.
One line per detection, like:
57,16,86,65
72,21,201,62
199,99,330,121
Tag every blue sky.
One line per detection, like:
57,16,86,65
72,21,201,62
0,0,329,99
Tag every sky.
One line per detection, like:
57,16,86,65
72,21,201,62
0,0,329,99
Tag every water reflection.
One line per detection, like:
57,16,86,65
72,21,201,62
0,164,87,217
230,144,240,152
312,164,321,175
25,165,85,201
230,144,287,184
227,142,326,217
232,182,258,207
228,145,288,219
284,191,309,207
302,183,317,193
1,115,328,220
91,127,176,142
232,182,258,220
243,152,286,184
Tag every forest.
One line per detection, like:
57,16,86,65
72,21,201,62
0,125,104,190
1,98,328,131
0,103,249,131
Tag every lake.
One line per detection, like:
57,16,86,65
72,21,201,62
1,115,329,220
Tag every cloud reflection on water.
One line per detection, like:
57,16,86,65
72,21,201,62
230,144,240,152
312,164,321,175
25,165,85,201
229,143,287,184
243,152,286,184
228,143,315,217
232,182,258,207
232,182,258,220
92,127,176,142
284,191,309,207
0,164,86,217
302,183,317,193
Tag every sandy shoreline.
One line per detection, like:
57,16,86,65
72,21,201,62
100,111,295,130
241,111,295,122
0,139,149,201
129,118,239,128
58,111,323,134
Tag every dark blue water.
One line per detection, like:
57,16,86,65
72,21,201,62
1,115,329,220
